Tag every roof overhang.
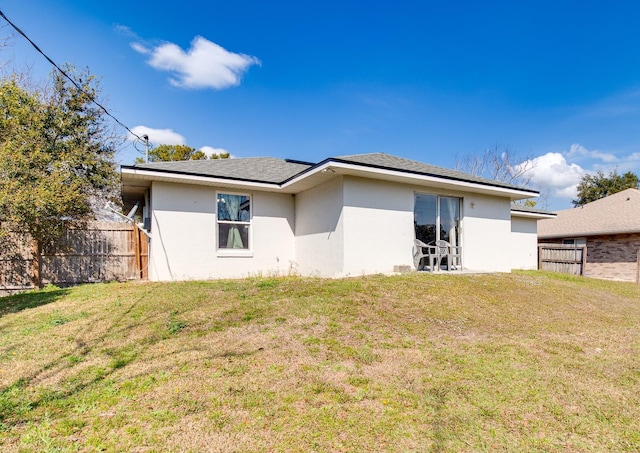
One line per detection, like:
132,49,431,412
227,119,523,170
282,159,539,200
121,158,539,201
511,210,556,220
120,166,286,199
539,227,640,239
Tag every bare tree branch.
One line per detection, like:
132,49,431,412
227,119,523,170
454,144,541,206
454,144,535,186
0,25,15,72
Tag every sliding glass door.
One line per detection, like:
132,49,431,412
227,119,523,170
414,194,461,247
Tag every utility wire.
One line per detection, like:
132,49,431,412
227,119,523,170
0,9,144,142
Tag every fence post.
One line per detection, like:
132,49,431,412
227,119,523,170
538,245,542,270
636,250,640,285
133,224,142,279
32,239,42,289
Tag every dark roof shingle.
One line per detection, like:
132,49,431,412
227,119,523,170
129,157,311,184
332,153,531,191
124,152,537,194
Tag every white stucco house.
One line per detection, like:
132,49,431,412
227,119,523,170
120,153,552,281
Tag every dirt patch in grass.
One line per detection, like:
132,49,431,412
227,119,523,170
1,272,639,451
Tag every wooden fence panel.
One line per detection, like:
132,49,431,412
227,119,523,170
1,222,147,297
0,231,33,294
538,244,586,276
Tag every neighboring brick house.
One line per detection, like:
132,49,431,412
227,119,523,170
538,188,640,282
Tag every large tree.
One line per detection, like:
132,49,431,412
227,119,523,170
0,67,119,287
572,169,639,207
136,144,229,163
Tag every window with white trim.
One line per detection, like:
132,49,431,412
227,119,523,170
217,193,251,250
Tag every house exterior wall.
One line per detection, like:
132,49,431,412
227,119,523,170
294,177,345,277
149,181,295,281
148,176,525,281
585,233,640,282
510,216,539,270
341,177,415,276
460,194,513,272
334,177,516,275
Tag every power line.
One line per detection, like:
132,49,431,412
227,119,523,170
0,9,144,142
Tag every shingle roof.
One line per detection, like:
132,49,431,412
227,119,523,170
538,188,640,238
123,152,537,194
331,153,532,191
510,203,556,216
127,157,312,184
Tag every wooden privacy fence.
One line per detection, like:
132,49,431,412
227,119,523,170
538,244,586,276
0,222,148,297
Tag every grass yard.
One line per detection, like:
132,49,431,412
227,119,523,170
0,271,639,452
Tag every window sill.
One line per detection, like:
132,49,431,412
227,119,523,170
216,250,254,258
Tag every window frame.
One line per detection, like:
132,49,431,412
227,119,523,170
413,193,462,246
562,238,586,245
216,191,253,256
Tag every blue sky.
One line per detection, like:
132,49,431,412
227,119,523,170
2,1,640,210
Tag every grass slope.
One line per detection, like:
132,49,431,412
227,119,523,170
0,272,639,452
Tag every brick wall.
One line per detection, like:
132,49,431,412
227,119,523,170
585,233,640,282
539,233,640,282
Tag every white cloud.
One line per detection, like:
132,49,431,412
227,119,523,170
128,126,186,145
199,146,233,158
114,24,137,38
130,42,149,55
565,143,618,163
133,36,260,90
555,184,581,199
518,152,586,199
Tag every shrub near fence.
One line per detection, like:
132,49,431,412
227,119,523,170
0,222,148,297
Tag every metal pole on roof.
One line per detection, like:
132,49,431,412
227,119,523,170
143,134,150,163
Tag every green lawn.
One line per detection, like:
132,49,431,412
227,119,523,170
1,272,639,452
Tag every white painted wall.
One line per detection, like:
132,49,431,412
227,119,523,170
294,177,518,276
342,177,414,275
149,182,215,281
148,176,530,281
149,181,295,281
459,194,513,272
294,177,345,277
510,216,539,270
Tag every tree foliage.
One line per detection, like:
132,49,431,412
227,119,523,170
0,66,119,284
136,144,229,163
211,151,230,159
572,170,639,207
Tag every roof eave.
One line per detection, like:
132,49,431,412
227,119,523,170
283,159,539,199
539,227,640,239
511,210,557,219
120,166,283,192
121,158,540,200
